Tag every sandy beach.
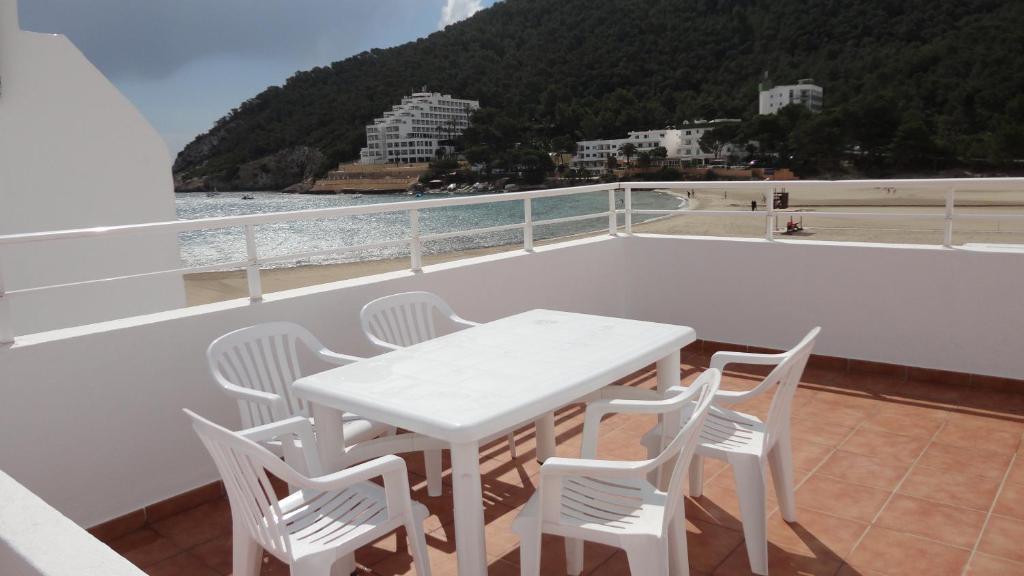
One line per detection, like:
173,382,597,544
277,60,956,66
185,186,1024,306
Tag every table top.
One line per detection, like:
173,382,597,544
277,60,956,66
292,309,695,443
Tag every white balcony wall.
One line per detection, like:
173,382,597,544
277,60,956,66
1,233,1022,529
0,1,184,335
626,235,1024,378
0,238,627,527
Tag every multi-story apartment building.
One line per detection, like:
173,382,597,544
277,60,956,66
758,78,823,115
359,91,480,164
571,119,742,173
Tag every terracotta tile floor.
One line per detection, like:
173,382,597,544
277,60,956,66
104,354,1024,575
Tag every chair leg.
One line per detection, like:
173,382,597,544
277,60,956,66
733,458,769,575
768,434,798,523
625,538,668,576
688,455,705,498
292,555,335,576
424,448,443,497
329,554,355,576
232,523,261,576
669,508,690,576
565,537,584,576
508,432,518,459
405,519,433,576
518,524,542,576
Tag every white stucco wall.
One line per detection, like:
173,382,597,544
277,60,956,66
0,238,628,527
0,234,1021,529
0,0,184,335
626,235,1024,378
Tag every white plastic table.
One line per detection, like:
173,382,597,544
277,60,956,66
292,309,695,575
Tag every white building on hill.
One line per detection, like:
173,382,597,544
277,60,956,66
359,91,480,164
758,78,823,115
571,119,742,173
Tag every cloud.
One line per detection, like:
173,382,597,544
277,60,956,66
439,0,483,28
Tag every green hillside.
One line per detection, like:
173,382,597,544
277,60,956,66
173,0,1024,189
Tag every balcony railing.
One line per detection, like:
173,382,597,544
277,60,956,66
1,178,1022,344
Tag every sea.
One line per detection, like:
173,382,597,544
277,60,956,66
175,189,684,269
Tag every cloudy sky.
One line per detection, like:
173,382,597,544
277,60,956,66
18,0,497,156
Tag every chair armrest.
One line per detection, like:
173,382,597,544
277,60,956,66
581,385,696,457
302,454,408,493
450,316,479,329
366,333,403,352
540,456,645,479
317,347,364,366
238,416,322,475
710,350,786,372
217,380,285,410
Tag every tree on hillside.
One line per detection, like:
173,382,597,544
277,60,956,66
618,142,638,165
699,124,742,159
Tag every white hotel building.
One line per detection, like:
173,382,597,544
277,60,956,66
572,119,741,173
758,78,823,115
359,91,480,164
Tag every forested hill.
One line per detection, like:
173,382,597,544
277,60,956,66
173,0,1024,190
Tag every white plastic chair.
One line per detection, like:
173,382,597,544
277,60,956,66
360,291,519,459
207,322,392,466
185,409,431,576
512,368,721,576
642,327,820,575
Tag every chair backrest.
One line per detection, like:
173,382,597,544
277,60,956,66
207,321,326,428
360,291,467,349
760,327,820,451
652,369,721,530
184,409,304,562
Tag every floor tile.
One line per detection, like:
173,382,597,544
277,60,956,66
767,506,868,559
142,552,220,576
107,528,181,568
934,420,1022,455
149,499,232,549
846,526,970,576
994,481,1024,521
795,474,890,523
861,410,945,438
978,514,1024,563
966,553,1024,575
916,442,1013,480
788,417,854,448
838,428,929,463
712,540,844,576
898,464,1002,512
816,450,910,491
875,493,985,549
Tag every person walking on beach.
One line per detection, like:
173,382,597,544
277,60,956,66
751,199,757,211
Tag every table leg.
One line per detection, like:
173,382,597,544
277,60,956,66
449,441,488,576
655,348,681,489
534,414,556,462
656,348,681,393
310,402,347,473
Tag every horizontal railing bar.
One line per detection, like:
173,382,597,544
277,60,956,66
952,213,1024,221
3,178,1023,247
420,222,526,242
5,260,252,296
534,212,612,226
0,183,619,246
258,238,411,265
634,209,765,217
626,177,1024,193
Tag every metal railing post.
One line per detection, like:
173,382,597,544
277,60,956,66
765,190,775,240
944,188,955,247
523,198,534,252
624,187,633,234
410,209,422,271
0,258,13,344
608,188,617,235
243,224,263,302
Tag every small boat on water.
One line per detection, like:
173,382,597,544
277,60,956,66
352,193,363,198
241,194,255,200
